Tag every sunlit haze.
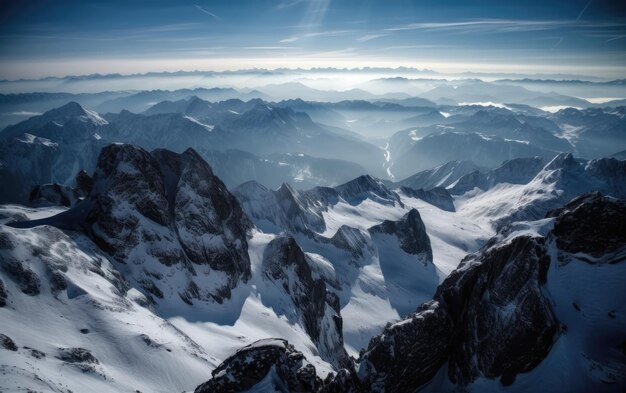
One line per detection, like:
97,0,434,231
1,0,625,80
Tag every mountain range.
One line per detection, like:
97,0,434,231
1,74,625,393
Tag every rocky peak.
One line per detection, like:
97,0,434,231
43,101,108,128
586,157,626,195
548,192,626,258
1,102,106,144
232,180,270,202
49,101,88,117
89,143,170,226
263,236,349,367
29,183,80,208
75,169,94,195
194,339,321,393
369,208,432,260
335,175,402,206
543,152,577,171
450,157,545,195
397,159,480,190
83,143,252,303
357,233,557,391
400,186,455,211
193,193,626,393
440,235,557,386
234,181,329,235
329,226,371,259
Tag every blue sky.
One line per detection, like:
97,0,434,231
1,0,625,79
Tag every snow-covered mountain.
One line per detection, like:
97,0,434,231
457,153,626,229
449,156,546,195
394,159,482,190
0,101,381,203
549,107,626,158
1,140,625,392
195,192,626,392
0,144,363,391
388,130,556,179
1,74,625,393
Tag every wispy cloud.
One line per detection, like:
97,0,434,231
303,47,357,57
551,37,564,50
606,34,626,42
385,19,571,33
194,5,219,19
276,0,305,9
356,34,386,42
377,44,451,50
242,46,299,50
279,29,354,43
576,0,593,20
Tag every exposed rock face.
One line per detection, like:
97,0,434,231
56,347,103,375
29,183,81,207
0,102,108,204
334,175,402,207
0,278,7,307
441,235,557,386
548,192,626,258
57,347,99,364
81,144,252,303
449,157,545,195
358,301,453,391
0,133,59,204
400,186,455,211
1,259,41,296
0,333,17,351
358,234,556,390
75,169,94,195
193,193,624,393
395,159,481,191
234,181,329,234
369,209,433,260
156,148,252,287
263,236,349,367
328,225,372,260
494,153,626,229
235,175,402,237
194,339,321,393
28,168,93,208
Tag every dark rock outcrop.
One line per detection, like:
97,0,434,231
369,209,433,261
234,181,331,234
263,236,349,367
0,333,17,351
328,225,371,259
57,347,99,364
359,300,453,391
548,192,626,259
400,186,455,212
82,144,252,303
10,144,253,305
359,234,556,390
75,169,94,195
194,339,321,393
334,175,402,207
195,193,626,392
0,278,7,307
441,235,557,386
1,259,40,296
29,183,80,207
